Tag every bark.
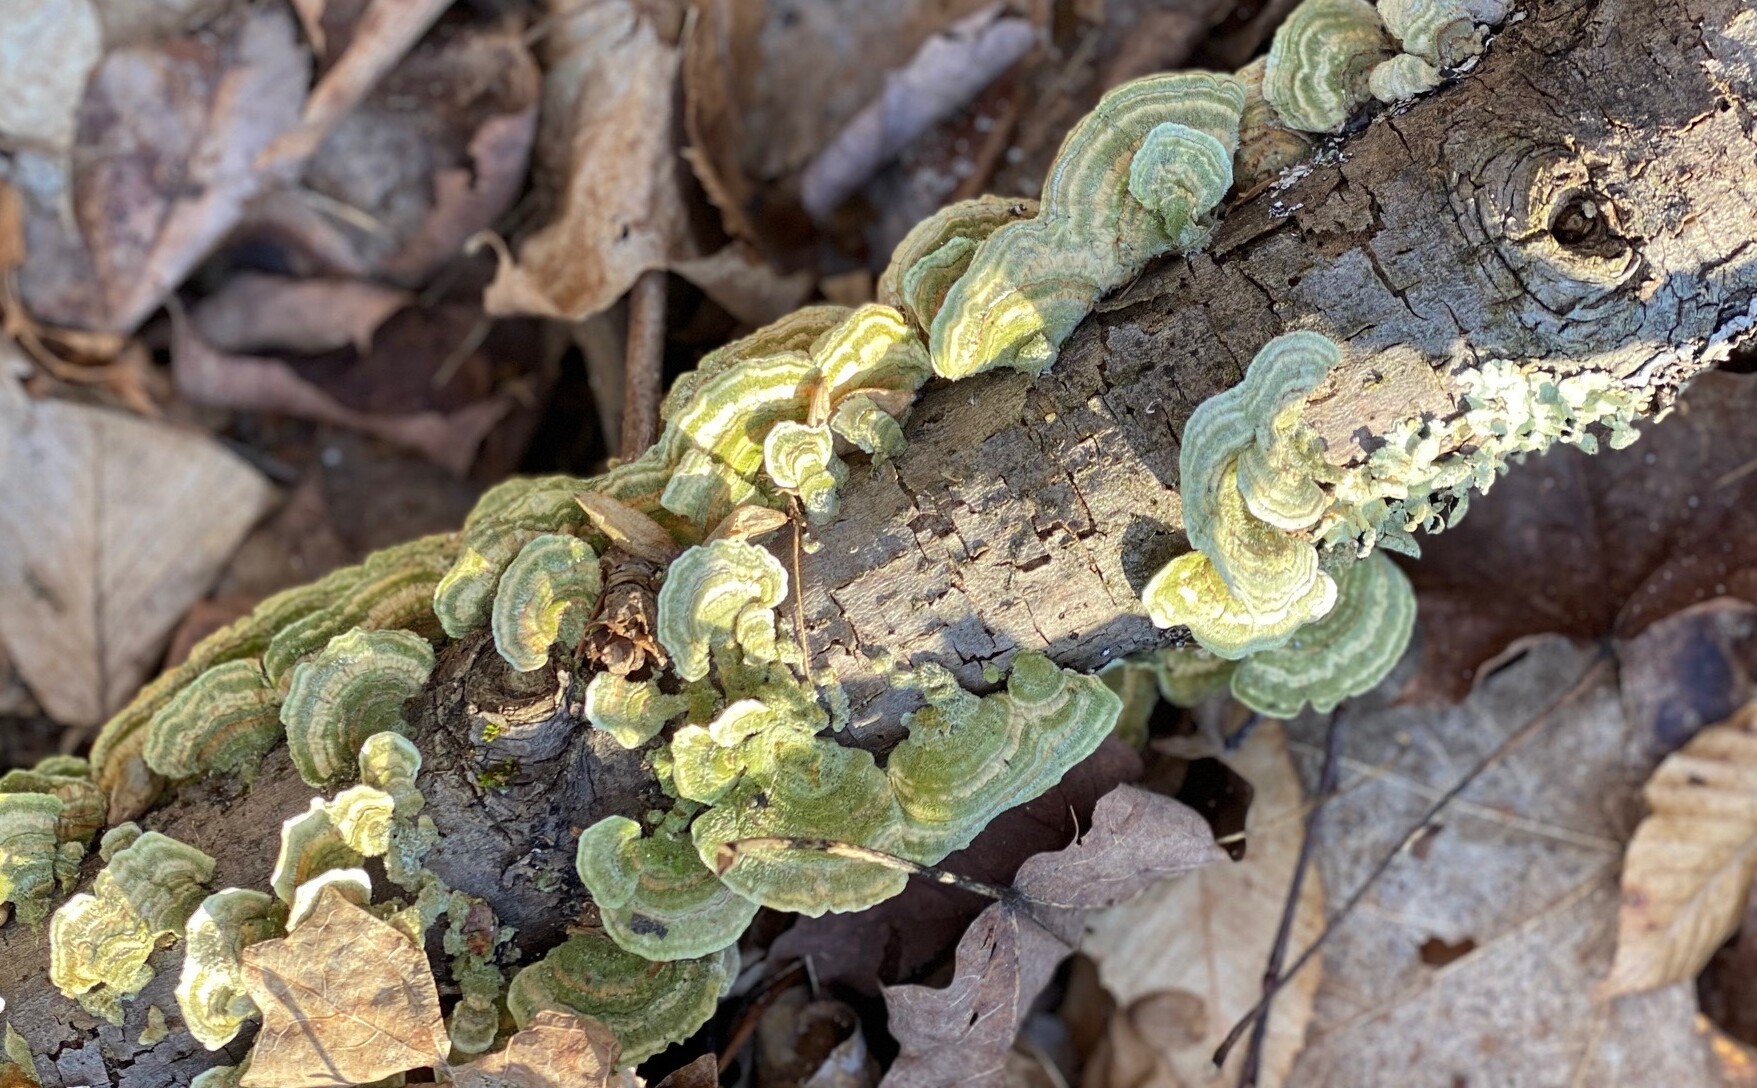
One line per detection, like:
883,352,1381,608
9,0,1757,1080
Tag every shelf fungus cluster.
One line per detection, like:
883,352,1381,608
25,3,1573,1073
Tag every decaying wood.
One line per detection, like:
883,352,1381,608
6,0,1756,1079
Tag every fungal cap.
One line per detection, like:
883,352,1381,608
576,816,759,961
491,533,602,672
810,304,932,402
1262,0,1393,132
661,351,818,526
324,785,398,856
176,887,287,1050
286,868,373,931
142,659,282,782
1368,53,1444,102
888,653,1122,861
436,479,595,640
104,830,216,933
1127,122,1235,248
280,627,436,787
0,793,74,924
1233,57,1315,184
1142,550,1338,659
1377,0,1484,66
829,394,908,460
763,421,848,523
877,195,1038,330
269,799,364,904
358,730,424,816
505,931,738,1064
585,672,690,749
1230,551,1417,716
655,540,790,682
661,305,851,423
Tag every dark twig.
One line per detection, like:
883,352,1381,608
717,836,1020,902
1213,652,1613,1068
1238,711,1345,1086
620,269,666,458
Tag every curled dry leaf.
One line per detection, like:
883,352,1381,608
0,340,273,725
450,1009,632,1088
1082,721,1322,1088
482,0,689,321
673,244,815,327
239,885,448,1088
799,4,1037,221
1602,700,1757,997
193,273,411,356
880,784,1222,1087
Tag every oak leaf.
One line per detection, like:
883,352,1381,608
1602,700,1757,997
239,885,448,1087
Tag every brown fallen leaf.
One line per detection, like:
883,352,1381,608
1284,626,1734,1086
758,989,879,1088
799,4,1037,221
192,273,410,356
880,784,1222,1087
481,0,689,321
240,885,449,1087
1082,720,1323,1088
0,339,274,725
673,244,814,327
171,310,509,476
1408,371,1757,701
1080,990,1208,1088
653,1054,721,1088
450,1009,632,1088
1601,700,1757,997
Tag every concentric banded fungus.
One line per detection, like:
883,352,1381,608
1262,0,1393,133
1378,0,1483,66
434,475,596,640
175,888,287,1050
1369,52,1444,102
661,305,851,423
325,785,398,857
262,533,454,687
812,303,933,403
0,757,105,846
506,931,738,1064
358,731,424,816
662,351,818,528
888,652,1122,860
49,832,215,1021
491,533,602,672
0,794,80,924
829,394,907,459
1127,122,1235,248
877,195,1038,332
763,422,848,522
932,72,1245,380
142,659,281,781
576,815,759,960
585,672,690,749
286,868,373,930
656,540,789,682
1232,58,1314,186
269,800,364,904
1142,541,1338,658
281,627,436,787
1230,551,1417,717
688,731,908,916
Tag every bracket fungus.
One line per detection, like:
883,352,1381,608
584,672,692,749
576,814,760,960
281,627,436,787
49,831,215,1022
506,931,738,1065
763,422,848,522
1369,52,1444,103
491,532,603,672
656,540,790,683
877,195,1039,332
1228,551,1417,717
0,794,82,925
1262,0,1393,133
1378,0,1484,67
931,72,1245,380
142,659,282,782
358,730,424,816
176,888,287,1050
1233,58,1314,186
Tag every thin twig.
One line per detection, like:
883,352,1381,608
718,836,1019,902
1238,711,1345,1086
620,269,667,459
1212,651,1613,1068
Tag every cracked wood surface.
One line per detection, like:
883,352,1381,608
6,0,1757,1080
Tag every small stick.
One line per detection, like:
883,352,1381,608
717,836,1019,903
1238,711,1345,1086
620,269,667,459
1212,652,1612,1068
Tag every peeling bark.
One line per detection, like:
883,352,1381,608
6,0,1757,1080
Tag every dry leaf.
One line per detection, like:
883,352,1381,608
654,1054,721,1088
1602,701,1757,997
1081,991,1208,1088
881,783,1222,1087
1409,371,1757,701
192,273,411,356
758,989,879,1088
0,339,273,725
0,0,102,151
450,1009,628,1088
240,885,449,1087
172,312,509,476
482,0,689,321
673,244,814,326
1082,720,1321,1088
799,5,1036,221
1283,630,1729,1086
